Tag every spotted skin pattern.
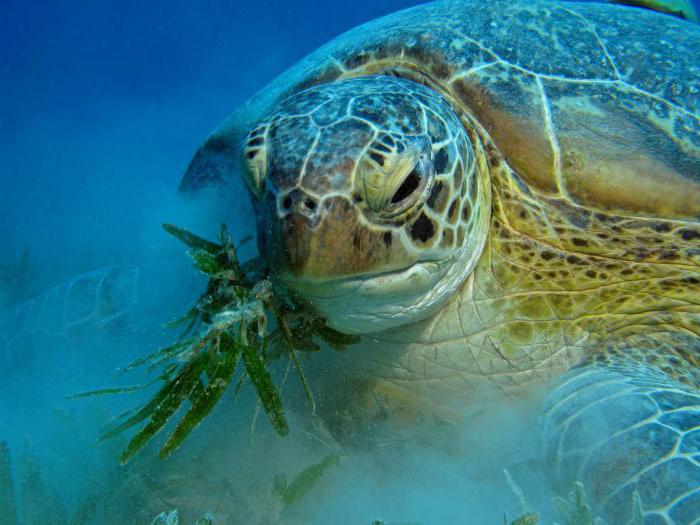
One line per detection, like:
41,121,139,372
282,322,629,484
181,1,700,522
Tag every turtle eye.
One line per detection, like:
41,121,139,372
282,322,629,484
360,137,433,217
390,167,422,204
243,126,268,196
386,150,432,211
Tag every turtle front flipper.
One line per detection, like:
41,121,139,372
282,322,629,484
542,351,699,524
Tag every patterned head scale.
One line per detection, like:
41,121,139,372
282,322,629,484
242,76,490,333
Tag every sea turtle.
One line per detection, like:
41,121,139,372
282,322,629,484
180,0,700,522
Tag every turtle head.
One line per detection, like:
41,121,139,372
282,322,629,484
244,76,490,334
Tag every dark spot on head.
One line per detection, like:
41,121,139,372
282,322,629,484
461,201,472,222
566,255,584,265
659,249,679,260
441,228,454,248
352,193,364,203
392,169,422,204
585,270,597,279
427,181,445,209
434,147,449,174
411,213,435,243
488,154,500,168
572,238,588,247
247,137,264,147
652,222,672,233
518,209,527,219
541,250,557,261
597,232,609,239
631,248,649,259
381,134,395,147
621,268,634,276
678,228,700,241
369,151,385,166
681,276,699,284
453,162,464,189
374,142,392,153
448,199,459,223
382,231,392,248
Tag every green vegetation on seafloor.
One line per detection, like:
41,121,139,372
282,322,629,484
502,471,645,525
71,223,360,464
149,452,342,523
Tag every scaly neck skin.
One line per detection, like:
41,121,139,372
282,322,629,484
351,131,700,411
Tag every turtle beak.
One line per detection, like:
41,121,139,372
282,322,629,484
256,188,410,284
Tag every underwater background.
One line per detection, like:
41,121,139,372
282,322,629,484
1,1,699,523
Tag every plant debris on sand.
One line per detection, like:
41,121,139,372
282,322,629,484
72,223,359,464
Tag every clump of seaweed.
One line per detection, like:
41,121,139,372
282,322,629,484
73,224,359,464
272,452,341,511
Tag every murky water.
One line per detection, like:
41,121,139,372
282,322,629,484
2,1,699,523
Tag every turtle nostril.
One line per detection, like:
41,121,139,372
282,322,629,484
279,191,319,217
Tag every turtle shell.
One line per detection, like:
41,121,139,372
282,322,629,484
181,0,700,220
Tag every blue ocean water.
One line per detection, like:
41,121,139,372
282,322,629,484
1,1,699,523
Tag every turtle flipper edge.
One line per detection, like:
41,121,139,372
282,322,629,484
541,355,700,524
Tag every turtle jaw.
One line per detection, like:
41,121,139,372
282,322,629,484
275,260,448,335
256,187,458,333
256,187,489,335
